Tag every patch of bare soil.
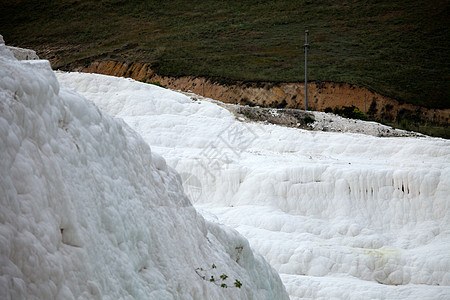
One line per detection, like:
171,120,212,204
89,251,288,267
183,91,421,138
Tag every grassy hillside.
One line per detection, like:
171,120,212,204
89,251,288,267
1,0,449,109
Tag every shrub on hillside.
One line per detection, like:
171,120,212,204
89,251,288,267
333,105,368,120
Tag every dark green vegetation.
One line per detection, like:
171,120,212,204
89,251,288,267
140,78,165,88
1,0,449,109
333,106,368,120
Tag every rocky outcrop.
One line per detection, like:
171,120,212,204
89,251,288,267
7,46,39,60
78,60,449,126
0,34,39,60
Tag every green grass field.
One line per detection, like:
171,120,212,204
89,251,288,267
1,0,449,109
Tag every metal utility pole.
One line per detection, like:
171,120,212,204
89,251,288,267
304,30,310,111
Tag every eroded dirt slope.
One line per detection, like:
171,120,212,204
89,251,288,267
75,61,449,126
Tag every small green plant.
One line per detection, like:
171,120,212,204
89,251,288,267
196,264,242,289
234,280,242,288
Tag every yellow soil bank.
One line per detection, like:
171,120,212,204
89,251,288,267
78,61,449,126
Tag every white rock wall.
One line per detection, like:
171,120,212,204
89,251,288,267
56,70,450,299
0,43,288,299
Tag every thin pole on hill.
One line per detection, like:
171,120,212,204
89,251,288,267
304,30,310,111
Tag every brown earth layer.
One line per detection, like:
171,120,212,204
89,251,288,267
73,61,449,126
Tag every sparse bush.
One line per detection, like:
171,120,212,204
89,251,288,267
333,106,341,115
334,105,368,120
276,99,288,109
385,104,394,112
303,116,314,124
368,99,378,116
350,107,368,120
